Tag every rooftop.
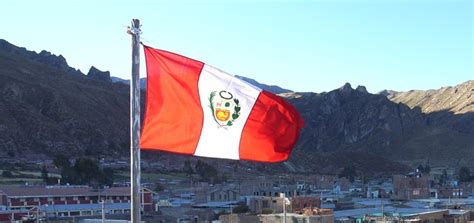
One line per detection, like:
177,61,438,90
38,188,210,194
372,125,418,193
0,185,133,198
334,207,444,218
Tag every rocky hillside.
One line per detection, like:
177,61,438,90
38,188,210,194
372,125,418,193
386,81,473,115
284,81,474,169
0,40,130,158
385,81,474,135
0,39,472,174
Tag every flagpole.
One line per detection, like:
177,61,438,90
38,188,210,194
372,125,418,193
129,19,141,223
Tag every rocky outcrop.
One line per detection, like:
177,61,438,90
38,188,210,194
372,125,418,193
87,66,111,82
287,84,424,154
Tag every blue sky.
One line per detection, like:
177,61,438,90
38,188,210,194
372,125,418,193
1,0,472,93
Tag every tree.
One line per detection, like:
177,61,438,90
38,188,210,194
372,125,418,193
53,156,115,187
53,154,71,169
41,165,49,183
417,164,425,173
100,167,115,187
60,166,78,185
338,165,356,183
195,160,218,183
154,183,165,192
439,169,449,185
1,171,13,178
232,203,250,213
183,160,194,174
417,164,431,174
7,150,14,158
458,167,472,182
424,165,431,174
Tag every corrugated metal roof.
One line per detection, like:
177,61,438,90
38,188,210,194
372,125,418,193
0,186,131,198
38,202,130,212
334,207,444,218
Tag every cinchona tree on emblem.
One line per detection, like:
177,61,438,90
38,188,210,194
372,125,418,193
209,90,241,127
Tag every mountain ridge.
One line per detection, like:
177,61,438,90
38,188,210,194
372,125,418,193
1,39,472,173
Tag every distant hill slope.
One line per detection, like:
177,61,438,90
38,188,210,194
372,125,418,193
235,75,292,94
109,75,291,94
386,80,474,115
111,76,147,89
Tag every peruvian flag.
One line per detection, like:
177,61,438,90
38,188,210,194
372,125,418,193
140,45,304,162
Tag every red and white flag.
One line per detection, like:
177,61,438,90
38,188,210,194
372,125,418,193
140,45,304,162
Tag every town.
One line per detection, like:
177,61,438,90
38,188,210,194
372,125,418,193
0,155,473,223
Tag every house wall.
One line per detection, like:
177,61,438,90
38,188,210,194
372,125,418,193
392,175,430,200
0,195,6,206
208,190,239,202
219,214,260,223
291,197,321,213
247,197,285,214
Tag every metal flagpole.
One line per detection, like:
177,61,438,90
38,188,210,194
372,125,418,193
128,19,141,223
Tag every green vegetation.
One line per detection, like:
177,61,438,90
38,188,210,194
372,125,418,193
183,159,194,175
2,170,13,178
439,169,449,185
232,203,250,213
154,183,165,192
338,165,357,183
417,164,431,174
195,160,225,184
458,166,472,182
261,208,274,214
53,155,115,187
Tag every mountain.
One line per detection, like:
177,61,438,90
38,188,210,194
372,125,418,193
0,39,472,174
235,75,292,94
111,76,147,89
385,81,473,115
385,82,474,135
87,66,111,82
0,39,113,83
0,39,83,77
284,81,474,169
109,75,290,94
0,40,131,158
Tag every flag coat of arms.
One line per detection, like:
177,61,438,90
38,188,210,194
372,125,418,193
140,45,304,162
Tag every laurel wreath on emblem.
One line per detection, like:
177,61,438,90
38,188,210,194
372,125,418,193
209,91,241,127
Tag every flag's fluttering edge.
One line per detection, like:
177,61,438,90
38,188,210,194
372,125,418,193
140,45,304,162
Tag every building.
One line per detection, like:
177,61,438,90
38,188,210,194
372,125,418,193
364,209,449,223
219,209,334,223
208,187,239,203
0,185,153,221
446,210,471,223
392,174,430,200
291,196,321,213
439,187,467,199
239,178,301,197
245,196,286,214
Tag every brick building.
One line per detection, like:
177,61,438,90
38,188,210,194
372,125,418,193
392,174,430,200
0,185,153,222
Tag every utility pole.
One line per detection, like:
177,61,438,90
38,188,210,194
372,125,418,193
128,19,141,223
280,193,287,223
101,200,105,223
